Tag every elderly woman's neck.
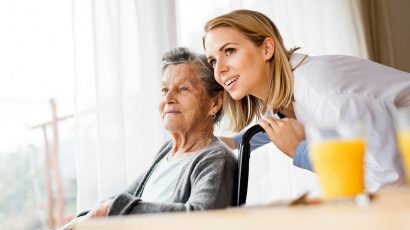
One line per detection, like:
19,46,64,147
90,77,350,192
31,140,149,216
170,126,215,156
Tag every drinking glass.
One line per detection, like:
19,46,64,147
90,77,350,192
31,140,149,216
306,122,366,199
393,108,410,185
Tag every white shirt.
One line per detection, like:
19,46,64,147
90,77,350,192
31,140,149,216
290,53,410,192
140,154,190,202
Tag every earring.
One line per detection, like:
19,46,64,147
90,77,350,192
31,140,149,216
211,112,216,120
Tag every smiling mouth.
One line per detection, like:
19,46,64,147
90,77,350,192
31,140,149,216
225,75,239,86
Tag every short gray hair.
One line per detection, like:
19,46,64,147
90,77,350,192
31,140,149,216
161,47,224,123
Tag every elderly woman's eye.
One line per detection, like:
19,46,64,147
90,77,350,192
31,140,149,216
161,88,169,94
179,86,188,92
225,48,235,56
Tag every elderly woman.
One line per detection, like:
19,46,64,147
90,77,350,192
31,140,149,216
61,47,236,229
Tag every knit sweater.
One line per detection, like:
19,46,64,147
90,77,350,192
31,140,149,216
108,137,237,215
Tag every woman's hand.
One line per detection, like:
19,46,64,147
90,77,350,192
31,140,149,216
87,199,113,218
58,215,88,230
258,116,305,158
59,199,113,230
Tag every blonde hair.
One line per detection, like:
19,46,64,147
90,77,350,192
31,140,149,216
203,9,298,132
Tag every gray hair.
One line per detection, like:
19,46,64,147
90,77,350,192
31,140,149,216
161,47,224,123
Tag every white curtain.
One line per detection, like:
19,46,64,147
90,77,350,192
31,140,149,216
72,0,176,211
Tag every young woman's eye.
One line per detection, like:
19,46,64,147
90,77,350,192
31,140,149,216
225,48,235,56
208,59,216,68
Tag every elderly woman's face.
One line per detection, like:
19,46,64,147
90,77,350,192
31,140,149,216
159,64,213,133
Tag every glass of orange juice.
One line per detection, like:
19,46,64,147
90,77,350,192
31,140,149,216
393,108,410,185
306,122,366,199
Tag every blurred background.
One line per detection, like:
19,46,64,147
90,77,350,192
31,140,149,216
0,0,409,229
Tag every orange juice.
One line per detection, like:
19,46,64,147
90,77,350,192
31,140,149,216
398,130,410,184
310,139,365,198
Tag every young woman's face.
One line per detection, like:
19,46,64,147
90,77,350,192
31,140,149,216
204,27,270,100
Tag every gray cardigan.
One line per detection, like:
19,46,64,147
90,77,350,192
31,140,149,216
107,137,237,215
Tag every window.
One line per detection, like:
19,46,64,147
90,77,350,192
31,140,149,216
0,0,76,229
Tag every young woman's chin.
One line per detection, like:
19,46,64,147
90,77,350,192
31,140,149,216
228,90,247,101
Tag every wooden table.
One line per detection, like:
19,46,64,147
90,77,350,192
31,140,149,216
75,188,410,230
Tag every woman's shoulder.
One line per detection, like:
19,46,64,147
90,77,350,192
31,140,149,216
296,53,403,76
294,54,366,74
294,54,367,89
195,138,237,162
295,53,409,93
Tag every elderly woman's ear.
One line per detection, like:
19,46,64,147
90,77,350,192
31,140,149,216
209,92,223,117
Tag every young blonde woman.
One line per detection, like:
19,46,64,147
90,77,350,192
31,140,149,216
203,9,410,192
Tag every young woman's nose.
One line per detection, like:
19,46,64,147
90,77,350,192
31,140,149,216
215,58,228,75
214,59,228,84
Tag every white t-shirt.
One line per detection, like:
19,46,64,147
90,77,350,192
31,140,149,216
290,53,410,191
140,154,191,203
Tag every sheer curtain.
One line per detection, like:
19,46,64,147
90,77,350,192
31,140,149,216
72,0,176,211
